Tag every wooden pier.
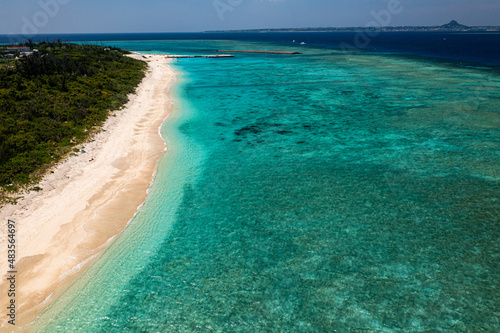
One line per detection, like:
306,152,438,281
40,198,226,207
216,50,301,55
163,50,301,59
165,54,234,59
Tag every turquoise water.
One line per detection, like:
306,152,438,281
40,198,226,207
35,40,499,332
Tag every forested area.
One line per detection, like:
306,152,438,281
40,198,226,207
0,42,147,204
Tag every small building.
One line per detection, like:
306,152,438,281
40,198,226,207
7,45,30,52
3,54,15,59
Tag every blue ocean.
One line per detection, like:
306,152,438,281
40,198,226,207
4,32,499,331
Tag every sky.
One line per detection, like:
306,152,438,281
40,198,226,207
1,0,499,35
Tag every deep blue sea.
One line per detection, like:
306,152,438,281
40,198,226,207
4,32,499,332
2,31,500,66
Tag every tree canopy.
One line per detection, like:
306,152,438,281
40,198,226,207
0,42,147,204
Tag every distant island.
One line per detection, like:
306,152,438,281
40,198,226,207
206,20,500,33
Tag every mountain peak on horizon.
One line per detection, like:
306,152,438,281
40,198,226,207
442,20,468,28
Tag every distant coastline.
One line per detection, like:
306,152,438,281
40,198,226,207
205,20,500,33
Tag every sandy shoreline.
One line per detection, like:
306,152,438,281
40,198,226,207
0,54,175,331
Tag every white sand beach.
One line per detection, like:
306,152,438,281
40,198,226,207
0,55,175,331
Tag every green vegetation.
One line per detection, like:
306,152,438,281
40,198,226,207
0,46,13,70
0,42,147,204
0,59,15,70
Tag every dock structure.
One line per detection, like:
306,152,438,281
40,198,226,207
216,50,301,55
165,54,234,59
164,50,300,59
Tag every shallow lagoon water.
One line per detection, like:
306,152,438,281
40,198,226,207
35,38,499,332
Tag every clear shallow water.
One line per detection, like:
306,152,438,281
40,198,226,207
34,38,499,332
